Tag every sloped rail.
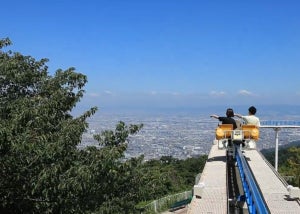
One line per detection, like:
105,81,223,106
235,146,270,214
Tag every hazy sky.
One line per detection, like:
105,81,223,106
2,0,300,110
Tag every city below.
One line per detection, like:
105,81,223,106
79,108,300,160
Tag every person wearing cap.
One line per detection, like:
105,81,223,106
210,108,237,129
235,106,260,127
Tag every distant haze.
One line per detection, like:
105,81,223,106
73,101,300,121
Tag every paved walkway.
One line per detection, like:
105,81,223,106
187,144,227,213
161,207,188,214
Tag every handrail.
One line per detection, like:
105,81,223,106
235,146,270,214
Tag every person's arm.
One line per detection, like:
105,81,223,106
236,114,249,124
210,114,219,119
234,113,242,118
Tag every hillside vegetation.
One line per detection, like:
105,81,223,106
0,38,206,213
261,142,300,187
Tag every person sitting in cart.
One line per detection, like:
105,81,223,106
235,106,260,127
210,108,237,129
210,108,237,147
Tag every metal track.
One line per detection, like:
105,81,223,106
226,149,247,214
235,145,270,214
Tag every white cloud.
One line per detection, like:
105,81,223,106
171,92,180,96
238,90,253,96
148,91,181,96
86,90,115,97
104,90,113,95
79,89,300,110
150,91,157,95
210,91,227,96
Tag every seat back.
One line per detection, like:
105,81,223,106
242,125,259,140
215,124,233,140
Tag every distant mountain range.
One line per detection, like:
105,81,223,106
72,104,300,117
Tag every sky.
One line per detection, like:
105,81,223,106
1,0,300,113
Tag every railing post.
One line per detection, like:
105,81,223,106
260,121,300,171
274,127,280,171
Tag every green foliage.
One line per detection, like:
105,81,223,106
0,38,144,213
0,38,207,213
138,155,207,202
262,143,300,187
279,146,300,187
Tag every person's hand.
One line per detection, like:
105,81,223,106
210,114,218,119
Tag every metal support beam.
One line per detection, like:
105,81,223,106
274,127,281,171
260,124,300,171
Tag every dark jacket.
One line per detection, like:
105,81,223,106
218,117,237,129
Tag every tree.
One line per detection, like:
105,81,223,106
262,143,300,187
0,38,143,213
0,38,208,213
136,155,208,202
279,147,300,187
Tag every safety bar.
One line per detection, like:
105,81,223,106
235,146,269,214
215,125,259,141
215,124,233,140
242,125,259,140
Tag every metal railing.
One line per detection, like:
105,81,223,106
259,122,300,171
139,190,192,213
260,120,300,126
235,145,270,214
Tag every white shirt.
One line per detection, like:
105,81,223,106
242,115,260,127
